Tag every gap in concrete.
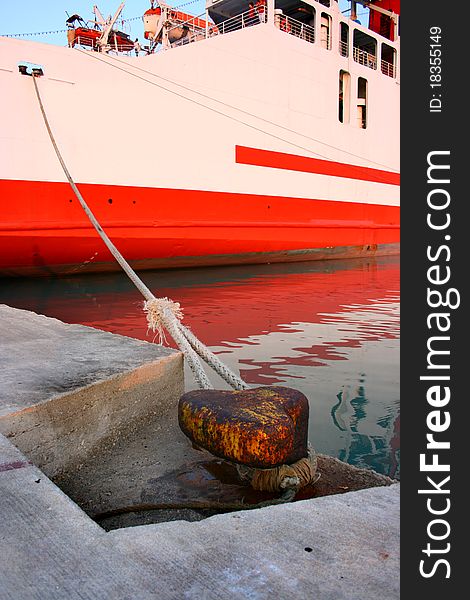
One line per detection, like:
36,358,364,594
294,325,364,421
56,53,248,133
3,383,396,532
50,408,396,531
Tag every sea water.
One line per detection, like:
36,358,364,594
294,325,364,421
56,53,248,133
0,255,399,478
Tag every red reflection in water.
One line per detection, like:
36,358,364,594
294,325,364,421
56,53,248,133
1,258,399,368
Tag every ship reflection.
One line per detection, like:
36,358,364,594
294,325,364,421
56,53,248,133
0,256,400,478
332,386,400,480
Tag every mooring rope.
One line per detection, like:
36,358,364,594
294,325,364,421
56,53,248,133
92,466,321,522
31,73,248,391
92,486,299,522
237,445,318,492
31,73,320,504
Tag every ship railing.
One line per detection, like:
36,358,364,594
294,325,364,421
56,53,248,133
167,9,317,48
210,9,263,38
74,35,133,55
75,36,97,50
381,59,396,78
167,12,210,38
275,14,315,44
339,39,348,57
110,43,133,54
167,9,260,47
353,45,377,70
172,25,208,47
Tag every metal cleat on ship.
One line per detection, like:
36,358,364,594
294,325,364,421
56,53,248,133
18,62,44,77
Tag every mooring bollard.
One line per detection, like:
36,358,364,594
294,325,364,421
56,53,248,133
178,386,317,493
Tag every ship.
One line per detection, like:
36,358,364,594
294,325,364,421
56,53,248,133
0,0,400,277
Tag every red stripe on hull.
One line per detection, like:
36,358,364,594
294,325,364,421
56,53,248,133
0,179,399,276
235,146,400,186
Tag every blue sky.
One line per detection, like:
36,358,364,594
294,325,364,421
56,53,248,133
0,1,359,46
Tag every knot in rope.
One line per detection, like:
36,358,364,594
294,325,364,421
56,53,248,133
144,297,184,343
238,445,318,493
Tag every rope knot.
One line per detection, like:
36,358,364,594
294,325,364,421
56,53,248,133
144,297,184,344
237,445,318,493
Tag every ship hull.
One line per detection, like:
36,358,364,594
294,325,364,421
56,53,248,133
0,178,399,276
0,242,400,277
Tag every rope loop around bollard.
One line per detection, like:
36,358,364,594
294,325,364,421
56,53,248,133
237,445,319,493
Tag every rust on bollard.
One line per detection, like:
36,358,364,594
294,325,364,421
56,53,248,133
178,386,309,469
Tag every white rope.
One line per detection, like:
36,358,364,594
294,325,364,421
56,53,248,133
179,324,249,390
31,74,248,391
144,297,184,344
161,307,213,389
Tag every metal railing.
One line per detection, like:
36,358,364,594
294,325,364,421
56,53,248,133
381,59,396,78
74,36,134,54
210,9,263,37
353,45,377,70
276,15,315,44
165,8,318,50
168,8,262,47
167,11,211,42
161,6,398,82
320,31,331,49
75,36,93,49
172,26,207,47
339,39,348,57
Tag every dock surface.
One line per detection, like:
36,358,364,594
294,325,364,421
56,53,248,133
0,304,184,480
1,303,180,416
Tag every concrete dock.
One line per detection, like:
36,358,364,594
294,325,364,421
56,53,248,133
0,304,399,599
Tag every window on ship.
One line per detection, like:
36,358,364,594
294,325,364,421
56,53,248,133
353,29,377,70
381,42,396,78
379,13,393,40
273,1,316,43
357,77,367,129
339,21,349,57
339,70,351,123
320,12,331,49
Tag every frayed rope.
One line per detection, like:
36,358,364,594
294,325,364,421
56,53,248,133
144,297,184,344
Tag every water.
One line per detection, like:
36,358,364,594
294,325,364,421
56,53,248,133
0,255,400,479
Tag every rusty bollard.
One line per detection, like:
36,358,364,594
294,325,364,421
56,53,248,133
178,386,310,469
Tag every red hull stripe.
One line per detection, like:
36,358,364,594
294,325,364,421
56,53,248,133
0,179,399,274
235,146,400,186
